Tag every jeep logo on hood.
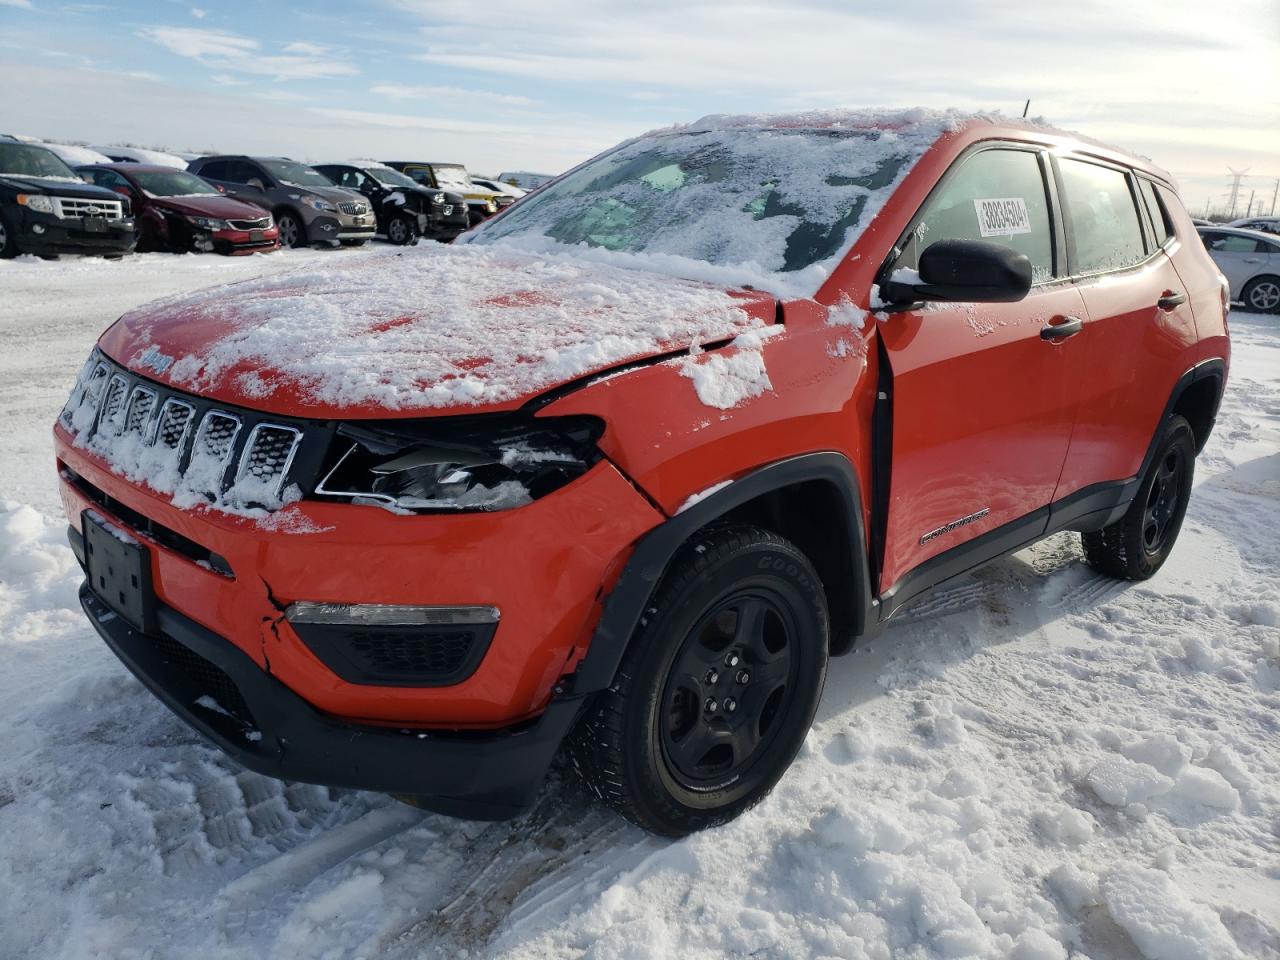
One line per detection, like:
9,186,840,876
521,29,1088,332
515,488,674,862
136,345,175,375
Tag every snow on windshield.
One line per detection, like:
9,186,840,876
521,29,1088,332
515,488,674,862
467,109,958,297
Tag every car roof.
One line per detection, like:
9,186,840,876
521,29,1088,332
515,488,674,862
1196,225,1279,239
79,163,189,174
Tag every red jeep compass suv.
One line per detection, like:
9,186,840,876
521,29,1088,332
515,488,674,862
55,111,1230,836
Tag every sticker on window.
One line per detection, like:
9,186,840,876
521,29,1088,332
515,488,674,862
974,197,1032,237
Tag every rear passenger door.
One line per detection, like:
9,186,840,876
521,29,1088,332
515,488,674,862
1050,157,1199,504
877,144,1086,590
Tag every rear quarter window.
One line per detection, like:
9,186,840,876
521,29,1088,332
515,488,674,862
1137,178,1171,246
1059,157,1146,274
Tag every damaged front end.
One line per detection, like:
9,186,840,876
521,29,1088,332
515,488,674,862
314,414,605,513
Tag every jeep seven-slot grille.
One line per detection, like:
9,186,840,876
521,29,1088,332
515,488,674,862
60,353,313,507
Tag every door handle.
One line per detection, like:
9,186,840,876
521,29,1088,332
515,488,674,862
1040,316,1083,340
1157,290,1187,310
1243,257,1262,264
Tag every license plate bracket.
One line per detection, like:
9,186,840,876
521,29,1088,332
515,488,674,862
249,229,264,242
84,511,155,634
83,217,108,233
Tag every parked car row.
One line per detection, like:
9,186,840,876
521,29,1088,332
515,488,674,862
1,135,539,259
1198,224,1280,312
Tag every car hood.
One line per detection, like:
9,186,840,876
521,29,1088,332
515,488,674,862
149,195,271,219
287,184,364,207
98,244,776,418
0,175,123,201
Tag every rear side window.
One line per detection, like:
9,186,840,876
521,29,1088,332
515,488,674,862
1203,233,1266,253
198,160,228,180
898,148,1055,282
1137,178,1170,246
1059,158,1146,274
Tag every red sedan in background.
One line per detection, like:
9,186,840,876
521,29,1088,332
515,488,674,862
77,164,279,255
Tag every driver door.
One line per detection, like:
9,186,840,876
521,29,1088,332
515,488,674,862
877,145,1084,590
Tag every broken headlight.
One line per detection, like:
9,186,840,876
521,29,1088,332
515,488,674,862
315,415,604,513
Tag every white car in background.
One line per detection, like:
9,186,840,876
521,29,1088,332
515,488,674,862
1227,216,1280,236
1197,225,1280,313
472,176,526,199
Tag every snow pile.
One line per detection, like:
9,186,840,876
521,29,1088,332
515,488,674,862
469,109,963,298
89,145,188,169
110,244,767,413
34,141,112,166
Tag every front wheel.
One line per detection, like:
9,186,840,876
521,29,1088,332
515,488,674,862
568,524,828,836
1082,415,1195,580
276,212,304,249
1241,276,1280,313
0,215,18,258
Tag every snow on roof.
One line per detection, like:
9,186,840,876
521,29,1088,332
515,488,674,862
91,145,188,169
36,142,111,166
119,243,768,414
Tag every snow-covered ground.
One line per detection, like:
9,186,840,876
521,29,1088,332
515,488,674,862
1,252,1277,959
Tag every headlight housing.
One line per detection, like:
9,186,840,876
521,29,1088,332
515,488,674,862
430,193,445,205
315,415,604,513
186,215,230,230
301,195,335,212
17,194,55,214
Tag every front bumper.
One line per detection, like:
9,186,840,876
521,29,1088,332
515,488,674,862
15,209,136,256
209,226,280,255
76,577,585,819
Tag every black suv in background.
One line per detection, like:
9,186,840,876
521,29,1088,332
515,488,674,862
186,155,375,248
313,161,470,243
0,140,136,258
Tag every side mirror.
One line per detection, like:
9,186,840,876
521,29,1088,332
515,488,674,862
882,239,1033,304
247,178,265,190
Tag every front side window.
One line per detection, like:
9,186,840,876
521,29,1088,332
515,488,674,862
1059,158,1146,274
895,147,1055,282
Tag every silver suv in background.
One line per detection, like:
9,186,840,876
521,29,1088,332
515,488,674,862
187,155,375,248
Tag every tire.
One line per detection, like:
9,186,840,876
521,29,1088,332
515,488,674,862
0,214,18,258
568,523,828,836
275,211,304,249
386,214,415,245
1241,275,1280,313
1082,415,1195,580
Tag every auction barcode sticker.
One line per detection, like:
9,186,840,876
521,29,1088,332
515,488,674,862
974,197,1032,237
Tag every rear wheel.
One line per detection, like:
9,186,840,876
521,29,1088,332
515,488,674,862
387,213,415,245
1241,276,1280,313
1082,415,1195,580
276,212,304,249
568,524,828,836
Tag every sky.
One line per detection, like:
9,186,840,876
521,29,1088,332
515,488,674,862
1,0,1277,216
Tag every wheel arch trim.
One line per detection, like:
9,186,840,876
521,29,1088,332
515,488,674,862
573,452,874,695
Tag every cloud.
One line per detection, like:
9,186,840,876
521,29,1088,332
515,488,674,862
137,26,358,80
190,6,206,18
0,0,34,8
369,83,535,107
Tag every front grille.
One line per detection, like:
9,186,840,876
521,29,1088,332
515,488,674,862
52,196,125,220
60,352,310,508
337,201,368,216
227,217,271,230
150,631,256,730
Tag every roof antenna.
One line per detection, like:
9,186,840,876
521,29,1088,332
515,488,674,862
1022,99,1031,118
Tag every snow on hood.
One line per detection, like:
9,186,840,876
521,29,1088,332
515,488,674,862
98,244,774,417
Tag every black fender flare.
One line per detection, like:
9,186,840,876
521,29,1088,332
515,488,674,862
1142,357,1226,471
571,452,875,695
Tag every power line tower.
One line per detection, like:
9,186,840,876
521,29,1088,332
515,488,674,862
1226,167,1250,218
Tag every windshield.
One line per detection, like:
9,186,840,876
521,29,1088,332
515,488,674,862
433,164,472,189
0,142,79,181
131,170,219,197
365,165,420,189
469,127,916,275
260,159,333,188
